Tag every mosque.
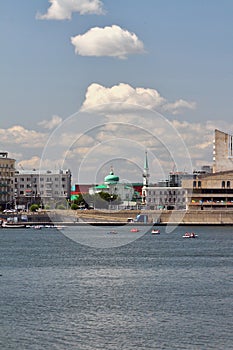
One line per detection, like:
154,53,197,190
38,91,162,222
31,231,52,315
89,167,138,208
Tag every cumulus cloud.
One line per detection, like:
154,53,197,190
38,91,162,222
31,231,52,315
80,82,195,114
38,115,62,130
163,99,196,115
37,0,104,20
17,156,42,170
0,126,48,148
71,25,145,59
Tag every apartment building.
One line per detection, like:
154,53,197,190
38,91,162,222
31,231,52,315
0,152,16,209
14,169,71,209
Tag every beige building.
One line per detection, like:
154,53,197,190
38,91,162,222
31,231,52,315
182,170,233,210
213,129,233,173
183,129,233,210
0,152,16,209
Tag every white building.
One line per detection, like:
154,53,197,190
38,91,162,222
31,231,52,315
141,151,186,210
89,168,135,208
14,169,71,209
145,186,186,210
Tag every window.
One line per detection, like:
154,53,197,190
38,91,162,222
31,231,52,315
193,181,196,188
227,181,230,188
228,134,233,158
222,181,225,188
198,181,201,188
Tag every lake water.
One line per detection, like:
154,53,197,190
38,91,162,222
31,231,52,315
0,225,232,349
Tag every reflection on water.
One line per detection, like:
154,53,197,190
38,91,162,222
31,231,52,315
0,226,232,349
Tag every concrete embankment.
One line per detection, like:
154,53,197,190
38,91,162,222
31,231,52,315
4,209,233,225
147,210,233,225
74,209,233,225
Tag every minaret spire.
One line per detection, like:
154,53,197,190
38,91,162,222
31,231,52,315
143,151,150,187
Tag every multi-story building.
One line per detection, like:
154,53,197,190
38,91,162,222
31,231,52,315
14,169,71,209
146,186,186,210
183,129,233,210
213,129,233,173
182,170,233,210
0,152,16,209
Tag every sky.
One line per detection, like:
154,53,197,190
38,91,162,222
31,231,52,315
0,0,233,184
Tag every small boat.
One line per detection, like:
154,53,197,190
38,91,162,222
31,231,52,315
151,229,160,234
182,232,198,238
130,228,139,232
1,222,26,229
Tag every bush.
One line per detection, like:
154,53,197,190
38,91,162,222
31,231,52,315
71,203,79,210
30,204,39,212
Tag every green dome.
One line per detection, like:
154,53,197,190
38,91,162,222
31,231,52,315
104,170,119,184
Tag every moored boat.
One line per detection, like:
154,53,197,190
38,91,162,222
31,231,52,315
183,232,198,238
1,222,26,228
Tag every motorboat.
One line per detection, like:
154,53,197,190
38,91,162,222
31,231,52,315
182,232,198,238
151,229,160,234
130,228,140,232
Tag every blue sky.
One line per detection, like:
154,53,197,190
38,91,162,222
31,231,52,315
0,0,233,183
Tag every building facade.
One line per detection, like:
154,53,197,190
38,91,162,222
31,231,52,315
146,186,186,210
14,169,71,209
213,129,233,173
182,170,233,210
182,129,233,210
0,152,16,209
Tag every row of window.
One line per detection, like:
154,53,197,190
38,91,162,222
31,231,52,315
0,164,14,168
19,191,66,196
148,190,185,196
193,181,231,188
17,184,66,188
148,197,185,203
17,177,67,182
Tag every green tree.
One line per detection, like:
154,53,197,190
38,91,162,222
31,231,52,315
71,203,79,210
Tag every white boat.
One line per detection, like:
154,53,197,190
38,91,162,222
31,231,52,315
1,222,26,228
182,232,198,238
151,229,160,234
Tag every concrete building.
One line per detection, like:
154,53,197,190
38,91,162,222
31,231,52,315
182,129,233,210
14,169,71,209
213,129,233,173
182,170,233,210
0,152,16,209
146,186,186,210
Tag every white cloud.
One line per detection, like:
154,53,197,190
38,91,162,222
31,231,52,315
71,25,145,59
17,156,42,170
0,126,48,148
37,0,104,20
163,99,196,115
80,82,195,114
38,115,62,130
